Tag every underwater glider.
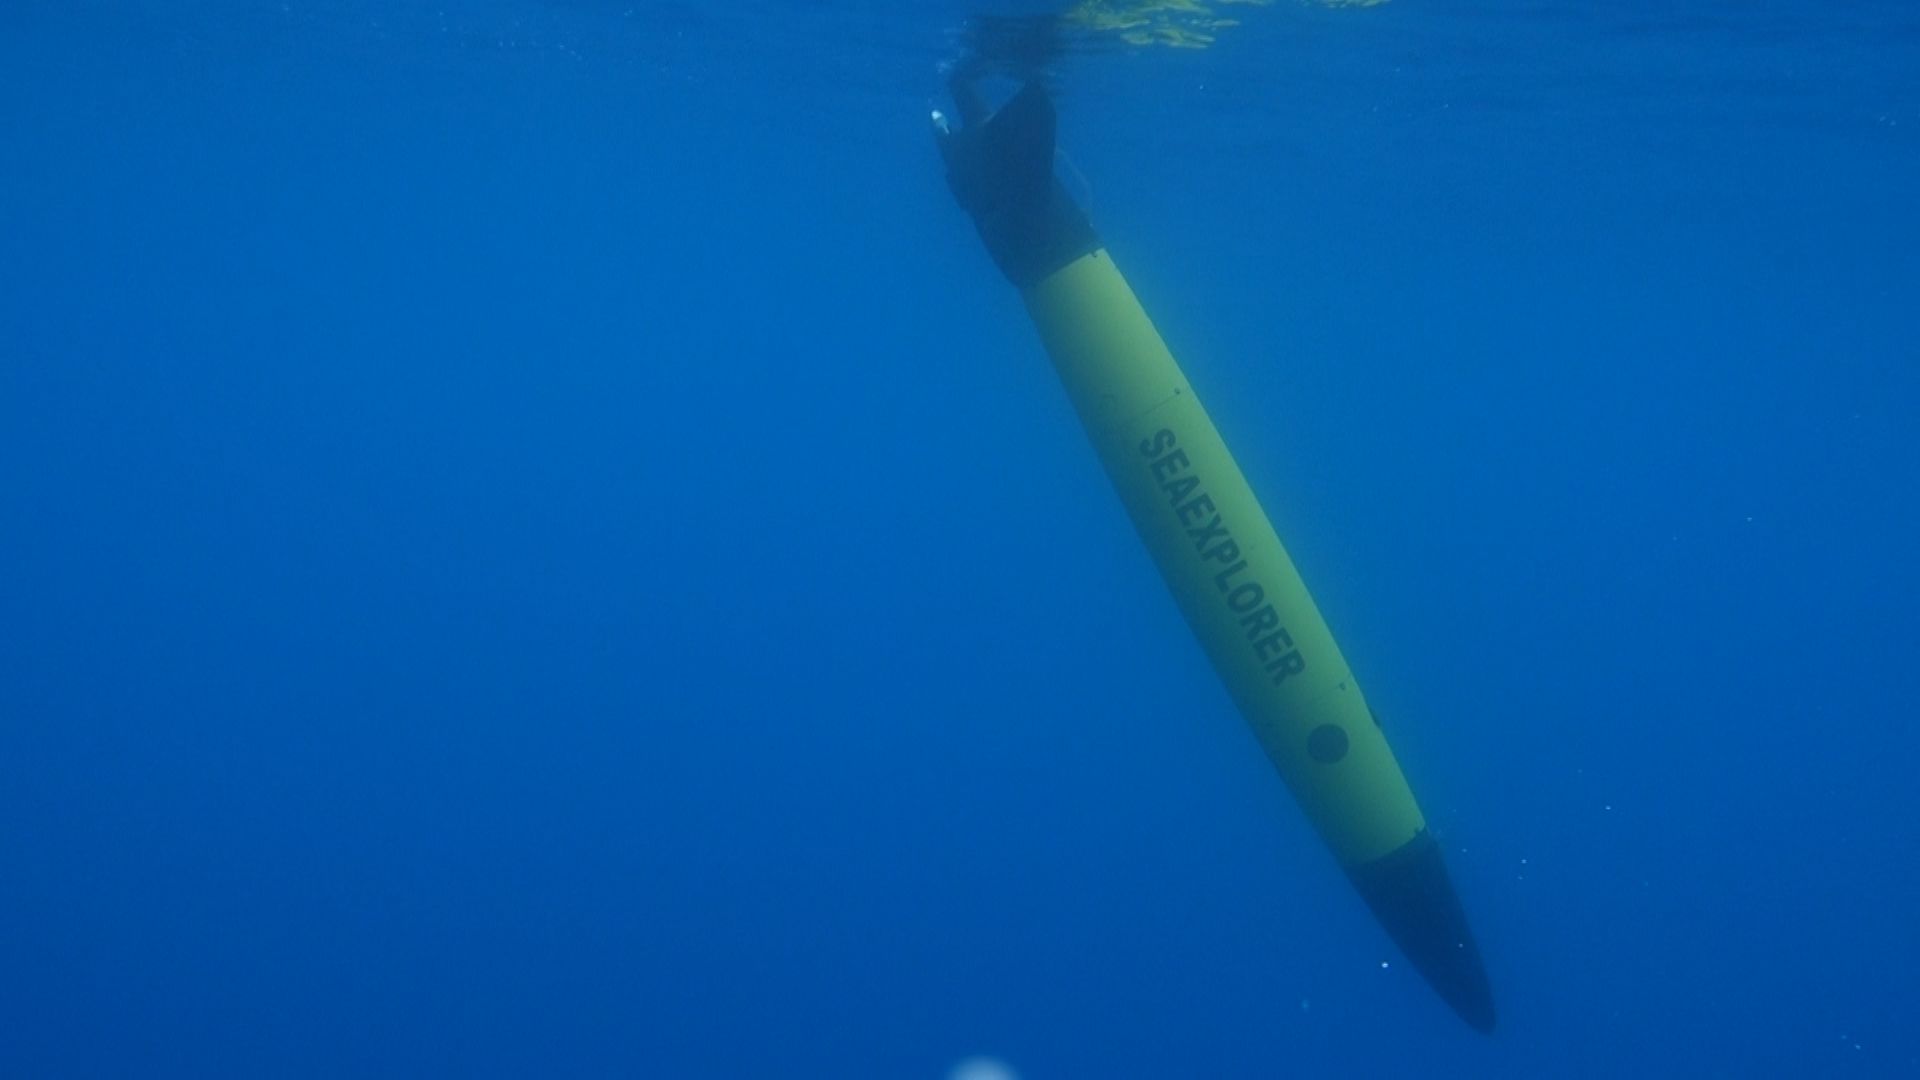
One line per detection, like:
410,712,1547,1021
933,80,1496,1033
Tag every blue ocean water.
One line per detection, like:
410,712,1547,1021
3,1,1916,1075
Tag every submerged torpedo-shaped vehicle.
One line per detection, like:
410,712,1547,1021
933,79,1496,1033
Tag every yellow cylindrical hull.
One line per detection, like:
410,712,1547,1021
1023,249,1425,868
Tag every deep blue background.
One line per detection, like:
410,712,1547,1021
4,2,1917,1076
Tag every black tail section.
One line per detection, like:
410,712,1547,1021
935,83,1099,288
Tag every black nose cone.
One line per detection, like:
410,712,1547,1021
1346,830,1496,1034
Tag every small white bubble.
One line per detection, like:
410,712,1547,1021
949,1057,1018,1080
